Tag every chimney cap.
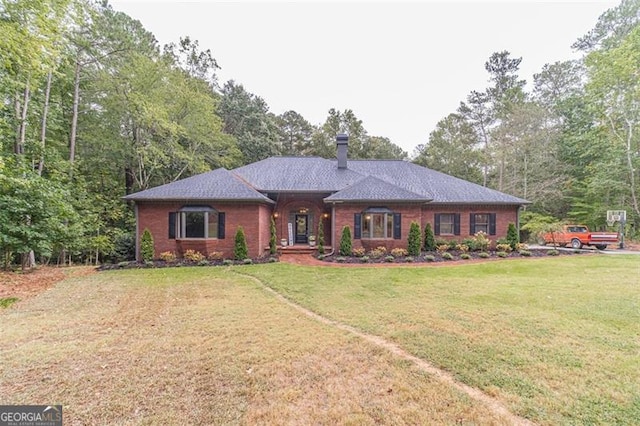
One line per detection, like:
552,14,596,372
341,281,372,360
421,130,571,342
336,133,349,143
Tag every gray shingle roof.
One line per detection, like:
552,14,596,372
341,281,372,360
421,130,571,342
233,157,362,192
122,168,273,203
125,156,529,205
324,176,431,202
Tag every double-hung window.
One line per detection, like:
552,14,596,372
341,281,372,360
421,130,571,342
470,213,496,235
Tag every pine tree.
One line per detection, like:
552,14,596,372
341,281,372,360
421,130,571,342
140,228,154,261
339,226,352,256
408,222,422,256
234,226,248,260
423,222,436,251
506,222,519,250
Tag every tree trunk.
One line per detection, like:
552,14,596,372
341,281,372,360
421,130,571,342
14,83,30,155
38,71,53,175
69,58,81,165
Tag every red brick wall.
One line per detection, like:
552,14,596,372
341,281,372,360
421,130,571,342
136,201,272,260
331,203,521,252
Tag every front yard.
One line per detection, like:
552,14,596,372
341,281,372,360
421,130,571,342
1,255,638,424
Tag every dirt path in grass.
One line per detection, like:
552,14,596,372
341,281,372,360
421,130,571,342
238,271,537,426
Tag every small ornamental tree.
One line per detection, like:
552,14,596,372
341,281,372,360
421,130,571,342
408,221,422,256
234,226,249,260
339,225,352,256
269,217,277,255
423,222,436,251
506,222,519,250
140,228,154,262
317,220,325,255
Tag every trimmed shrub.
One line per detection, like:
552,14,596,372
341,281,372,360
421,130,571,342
391,248,408,257
352,247,366,257
234,226,249,260
385,255,395,262
317,220,325,255
518,250,532,257
336,256,346,263
496,251,508,258
339,226,352,256
425,254,435,262
442,252,454,260
408,222,422,256
455,244,470,253
159,251,176,262
360,256,370,263
547,250,560,256
197,259,209,266
515,243,528,251
405,256,415,263
436,244,450,254
478,252,490,258
184,249,205,262
242,258,253,265
470,231,491,252
268,257,278,263
496,243,513,253
369,246,386,259
207,251,223,261
269,217,277,255
506,222,519,250
140,229,154,262
423,223,436,251
223,259,234,266
460,253,471,260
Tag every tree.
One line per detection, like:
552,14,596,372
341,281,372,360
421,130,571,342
423,222,436,251
506,223,519,250
458,90,494,186
339,226,352,256
234,226,248,260
573,0,640,52
413,113,482,183
407,222,421,256
140,229,154,261
275,110,314,156
218,80,279,164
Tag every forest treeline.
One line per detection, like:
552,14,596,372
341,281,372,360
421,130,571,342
1,0,638,267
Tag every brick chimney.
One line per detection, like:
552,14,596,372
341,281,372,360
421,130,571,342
336,133,348,169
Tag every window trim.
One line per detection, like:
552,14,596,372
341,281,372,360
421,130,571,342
435,213,460,236
470,212,496,236
356,208,401,240
173,206,221,240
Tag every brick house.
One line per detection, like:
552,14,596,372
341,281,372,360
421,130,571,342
124,135,528,260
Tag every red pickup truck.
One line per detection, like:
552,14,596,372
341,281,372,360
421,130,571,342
541,225,619,250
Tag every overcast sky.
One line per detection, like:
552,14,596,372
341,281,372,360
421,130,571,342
110,0,618,154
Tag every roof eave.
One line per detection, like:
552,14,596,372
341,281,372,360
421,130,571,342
123,197,275,204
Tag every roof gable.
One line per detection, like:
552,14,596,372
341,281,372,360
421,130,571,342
122,168,273,203
324,176,431,202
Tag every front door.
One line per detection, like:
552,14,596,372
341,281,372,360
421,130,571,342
295,214,308,244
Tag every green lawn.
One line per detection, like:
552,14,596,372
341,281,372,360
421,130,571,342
246,255,640,425
1,256,638,425
0,267,508,425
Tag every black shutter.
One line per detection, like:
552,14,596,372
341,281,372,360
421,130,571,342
354,214,362,239
168,212,176,239
434,214,441,235
218,212,226,239
470,214,476,235
454,213,461,236
489,213,496,235
393,213,401,240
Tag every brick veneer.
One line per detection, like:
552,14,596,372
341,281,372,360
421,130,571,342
136,201,272,260
136,199,521,259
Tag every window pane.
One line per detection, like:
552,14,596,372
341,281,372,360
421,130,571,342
185,212,205,238
363,214,372,238
372,214,385,238
440,213,454,235
208,212,218,238
386,214,393,239
473,214,489,234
